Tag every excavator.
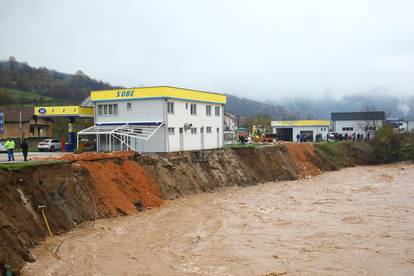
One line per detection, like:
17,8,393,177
251,125,278,143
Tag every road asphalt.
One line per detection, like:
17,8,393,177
0,151,66,162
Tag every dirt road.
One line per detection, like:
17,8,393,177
23,163,414,275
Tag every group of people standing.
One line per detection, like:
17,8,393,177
295,132,369,143
296,134,313,142
329,132,367,141
4,138,29,162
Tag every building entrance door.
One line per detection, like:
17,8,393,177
300,130,314,142
216,127,220,147
179,127,184,151
200,127,204,150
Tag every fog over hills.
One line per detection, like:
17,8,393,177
1,58,413,120
274,93,414,120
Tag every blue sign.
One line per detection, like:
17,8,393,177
38,107,47,114
0,112,3,134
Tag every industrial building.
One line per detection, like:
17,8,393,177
78,86,227,152
271,120,330,142
331,111,385,139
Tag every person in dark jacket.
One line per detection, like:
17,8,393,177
21,139,29,161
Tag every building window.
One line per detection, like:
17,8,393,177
206,126,212,133
97,104,118,116
186,103,189,109
342,127,354,131
216,127,220,133
191,127,197,134
38,127,45,136
167,102,174,114
190,104,197,115
206,105,211,116
127,102,132,111
215,106,220,116
168,127,175,135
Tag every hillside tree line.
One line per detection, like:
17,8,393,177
0,57,116,103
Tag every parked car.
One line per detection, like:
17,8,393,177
0,140,6,153
38,139,62,152
327,133,337,141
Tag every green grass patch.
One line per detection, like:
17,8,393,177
0,160,70,171
0,87,67,106
314,142,347,169
225,143,267,149
0,87,55,100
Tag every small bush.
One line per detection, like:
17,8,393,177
372,127,414,163
401,134,414,161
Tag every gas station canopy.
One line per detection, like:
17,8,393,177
34,106,94,118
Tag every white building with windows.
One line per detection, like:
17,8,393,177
78,86,226,152
224,112,238,131
331,111,385,138
271,120,330,142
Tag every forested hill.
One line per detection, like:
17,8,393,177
2,57,412,120
225,94,289,119
0,57,289,119
0,57,115,103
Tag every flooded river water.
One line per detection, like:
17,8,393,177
23,163,414,275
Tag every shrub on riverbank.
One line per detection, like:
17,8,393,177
314,141,373,170
373,127,414,163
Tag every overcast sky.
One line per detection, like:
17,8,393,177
1,0,414,100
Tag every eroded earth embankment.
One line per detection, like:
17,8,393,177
0,142,373,273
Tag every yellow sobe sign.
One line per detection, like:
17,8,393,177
91,86,227,104
34,106,94,117
272,120,330,127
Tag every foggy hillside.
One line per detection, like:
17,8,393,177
0,57,412,120
0,58,289,118
276,93,414,120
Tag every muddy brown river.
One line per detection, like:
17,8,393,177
23,163,414,275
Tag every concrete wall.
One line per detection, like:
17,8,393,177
167,100,224,151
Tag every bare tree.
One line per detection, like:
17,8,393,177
357,105,380,140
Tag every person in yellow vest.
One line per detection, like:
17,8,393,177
5,138,15,161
